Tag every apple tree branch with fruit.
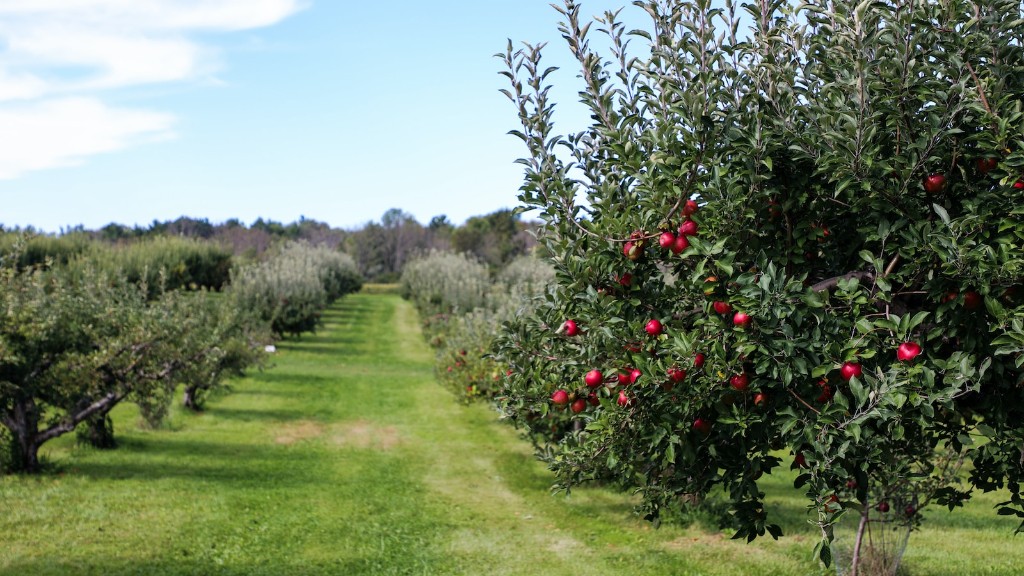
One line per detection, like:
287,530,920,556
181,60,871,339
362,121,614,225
494,0,1024,571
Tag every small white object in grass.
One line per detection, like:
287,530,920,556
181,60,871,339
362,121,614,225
264,345,277,353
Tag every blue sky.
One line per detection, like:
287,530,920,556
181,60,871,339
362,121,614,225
0,0,645,232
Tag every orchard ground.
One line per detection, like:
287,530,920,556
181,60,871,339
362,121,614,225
0,292,1020,575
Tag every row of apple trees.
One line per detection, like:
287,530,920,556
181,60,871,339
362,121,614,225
0,236,361,473
493,0,1024,573
400,250,553,402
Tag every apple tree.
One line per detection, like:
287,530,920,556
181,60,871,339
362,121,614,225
0,259,187,471
495,0,1024,571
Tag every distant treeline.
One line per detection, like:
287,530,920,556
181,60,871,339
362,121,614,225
2,207,539,282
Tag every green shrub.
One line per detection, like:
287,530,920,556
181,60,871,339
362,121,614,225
400,250,490,317
82,236,233,297
229,241,362,337
422,254,555,403
0,232,95,269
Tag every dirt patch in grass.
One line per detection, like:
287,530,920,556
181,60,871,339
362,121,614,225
331,419,401,450
274,420,325,445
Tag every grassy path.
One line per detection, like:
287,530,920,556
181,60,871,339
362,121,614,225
2,294,1022,575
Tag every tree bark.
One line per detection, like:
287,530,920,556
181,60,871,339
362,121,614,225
78,413,116,449
182,385,201,411
850,501,871,576
2,398,42,473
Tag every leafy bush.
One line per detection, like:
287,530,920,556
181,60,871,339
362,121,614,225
400,250,490,317
402,251,554,402
82,236,233,297
494,0,1024,571
229,241,362,337
0,232,95,269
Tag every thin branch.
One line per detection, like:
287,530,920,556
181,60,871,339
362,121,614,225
788,389,821,415
964,60,993,117
811,271,875,293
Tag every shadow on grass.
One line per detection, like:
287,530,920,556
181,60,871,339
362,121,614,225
69,436,324,488
0,558,355,576
209,406,310,423
273,296,394,360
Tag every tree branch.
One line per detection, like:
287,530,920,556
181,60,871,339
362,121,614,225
811,271,875,293
36,390,126,444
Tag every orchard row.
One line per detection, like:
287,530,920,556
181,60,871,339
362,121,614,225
0,235,362,473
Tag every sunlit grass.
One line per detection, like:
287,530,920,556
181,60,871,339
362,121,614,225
0,293,1019,575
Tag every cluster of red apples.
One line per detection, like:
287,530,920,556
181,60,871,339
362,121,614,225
551,196,933,438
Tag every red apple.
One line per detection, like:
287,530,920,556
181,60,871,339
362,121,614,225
794,453,807,469
904,504,916,517
671,235,689,254
923,173,946,193
693,353,706,369
678,219,698,237
877,501,890,513
667,367,687,383
977,157,998,174
623,241,642,260
617,390,633,407
846,479,858,490
587,392,600,406
563,319,579,336
570,398,587,413
1014,180,1024,190
692,418,712,436
897,341,922,362
585,369,604,387
645,319,664,336
767,199,782,218
713,301,732,315
617,370,631,385
682,198,699,216
629,368,642,384
733,312,751,328
963,290,982,310
730,373,750,391
551,390,569,405
753,392,768,407
840,361,863,381
659,231,676,249
816,380,834,403
617,273,633,287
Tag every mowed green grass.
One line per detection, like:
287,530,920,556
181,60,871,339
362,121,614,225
1,293,1021,575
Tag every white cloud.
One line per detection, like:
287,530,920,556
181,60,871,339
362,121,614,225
0,0,304,178
0,97,174,179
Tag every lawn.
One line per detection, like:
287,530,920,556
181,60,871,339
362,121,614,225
1,293,1020,575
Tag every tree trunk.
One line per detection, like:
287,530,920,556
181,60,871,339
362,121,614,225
182,385,201,411
850,501,870,576
2,398,43,473
78,413,116,449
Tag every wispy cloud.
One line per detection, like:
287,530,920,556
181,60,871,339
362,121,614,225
0,0,304,179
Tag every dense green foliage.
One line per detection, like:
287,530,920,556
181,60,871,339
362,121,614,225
0,232,95,269
401,251,554,402
88,236,234,297
495,0,1024,571
400,250,491,317
0,248,262,472
229,241,362,337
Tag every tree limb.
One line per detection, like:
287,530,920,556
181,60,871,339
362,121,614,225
811,271,875,293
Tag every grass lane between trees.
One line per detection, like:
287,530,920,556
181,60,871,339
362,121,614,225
1,293,1020,575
